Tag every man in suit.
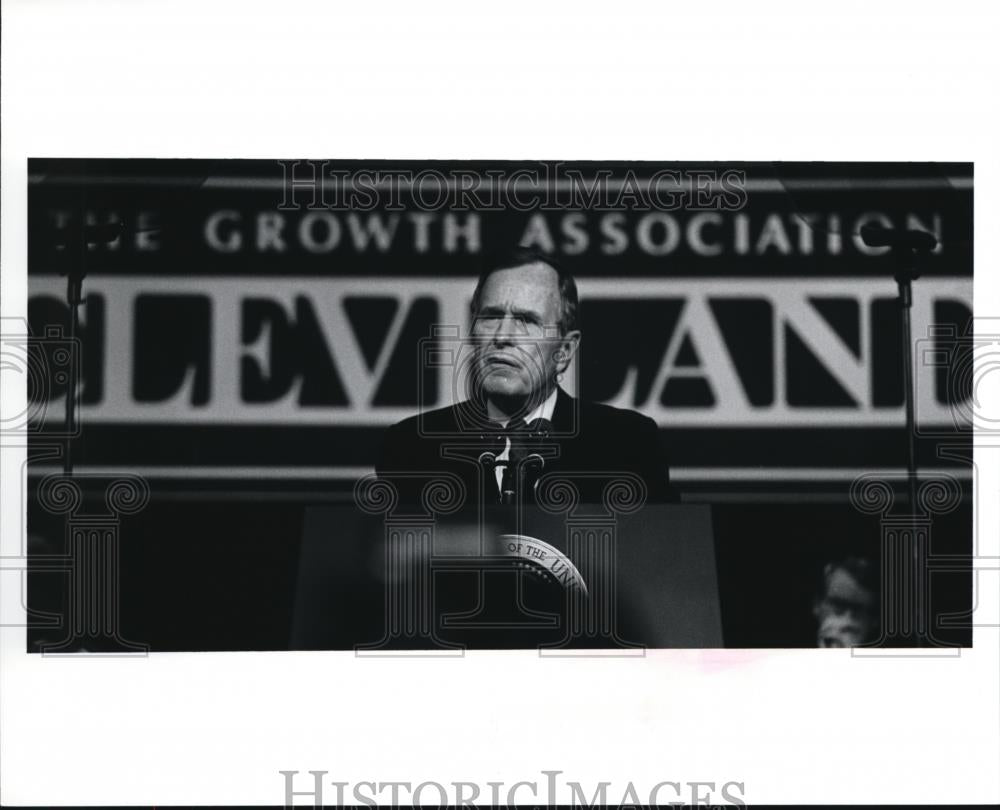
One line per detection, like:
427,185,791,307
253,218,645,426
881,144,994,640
376,249,672,507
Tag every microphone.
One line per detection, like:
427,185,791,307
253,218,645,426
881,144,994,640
860,224,937,252
523,452,546,471
478,428,505,467
500,421,552,504
860,224,937,289
52,219,125,248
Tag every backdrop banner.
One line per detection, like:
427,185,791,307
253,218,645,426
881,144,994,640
26,160,973,497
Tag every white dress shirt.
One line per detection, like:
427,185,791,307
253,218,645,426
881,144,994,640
493,388,559,492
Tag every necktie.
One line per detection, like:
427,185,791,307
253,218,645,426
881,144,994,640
498,418,526,504
500,417,525,504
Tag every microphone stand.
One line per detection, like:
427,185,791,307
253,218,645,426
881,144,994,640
860,225,943,648
56,218,123,475
63,254,84,475
860,225,937,512
897,265,918,514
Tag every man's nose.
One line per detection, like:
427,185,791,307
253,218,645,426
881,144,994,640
490,314,520,344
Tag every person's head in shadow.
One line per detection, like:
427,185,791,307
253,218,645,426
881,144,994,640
813,554,879,647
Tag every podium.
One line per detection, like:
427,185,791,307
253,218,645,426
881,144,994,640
291,498,722,650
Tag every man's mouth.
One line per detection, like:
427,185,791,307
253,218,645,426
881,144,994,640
483,354,521,368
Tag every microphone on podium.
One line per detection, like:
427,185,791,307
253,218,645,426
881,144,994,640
498,418,553,505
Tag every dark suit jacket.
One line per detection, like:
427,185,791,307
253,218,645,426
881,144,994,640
376,388,673,507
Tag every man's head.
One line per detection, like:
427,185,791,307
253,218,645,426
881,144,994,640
813,555,879,647
469,249,581,417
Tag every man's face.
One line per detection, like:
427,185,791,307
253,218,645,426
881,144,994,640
470,262,577,412
814,566,878,647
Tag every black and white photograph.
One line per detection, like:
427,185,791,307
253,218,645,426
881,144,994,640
21,159,975,653
1,2,998,808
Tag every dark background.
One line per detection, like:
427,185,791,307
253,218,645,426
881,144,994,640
25,160,974,649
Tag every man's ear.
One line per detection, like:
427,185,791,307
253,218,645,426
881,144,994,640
554,330,581,372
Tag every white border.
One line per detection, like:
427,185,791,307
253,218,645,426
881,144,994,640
2,1,998,806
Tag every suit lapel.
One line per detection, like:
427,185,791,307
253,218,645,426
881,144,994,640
551,387,576,435
447,399,502,504
548,388,579,473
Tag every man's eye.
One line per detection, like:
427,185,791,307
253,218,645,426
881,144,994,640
473,314,542,334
